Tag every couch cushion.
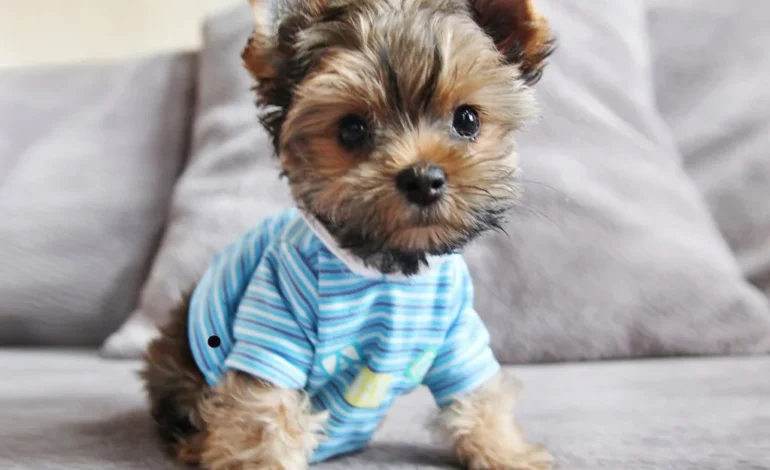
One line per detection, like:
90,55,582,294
465,0,770,362
104,0,770,362
100,10,292,358
648,0,770,300
0,53,195,346
1,350,768,469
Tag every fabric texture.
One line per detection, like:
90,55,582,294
463,0,770,362
100,4,293,358
0,53,195,346
107,0,770,361
647,0,770,300
1,349,768,470
188,209,499,463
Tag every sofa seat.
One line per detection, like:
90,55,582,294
1,350,767,470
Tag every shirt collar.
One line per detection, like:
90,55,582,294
298,211,447,280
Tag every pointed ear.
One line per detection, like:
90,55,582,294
241,0,330,82
241,0,330,151
468,0,555,85
241,0,277,82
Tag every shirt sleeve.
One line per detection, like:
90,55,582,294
224,242,318,389
188,223,274,386
422,262,500,408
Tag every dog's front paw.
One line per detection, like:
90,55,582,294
456,441,553,470
436,373,553,470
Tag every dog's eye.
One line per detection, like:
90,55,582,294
452,105,481,139
338,115,371,150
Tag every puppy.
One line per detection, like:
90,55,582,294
141,0,555,469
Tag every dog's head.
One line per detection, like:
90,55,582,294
243,0,554,275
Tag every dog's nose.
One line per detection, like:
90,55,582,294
395,165,447,206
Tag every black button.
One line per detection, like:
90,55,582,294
207,336,221,348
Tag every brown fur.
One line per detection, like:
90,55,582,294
140,296,208,464
240,0,553,275
468,0,555,85
144,0,554,468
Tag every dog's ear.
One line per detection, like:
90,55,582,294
241,0,271,82
242,0,329,150
467,0,555,85
241,0,280,82
242,0,329,80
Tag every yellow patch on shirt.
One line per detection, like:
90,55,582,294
344,367,393,409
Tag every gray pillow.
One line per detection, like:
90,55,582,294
0,53,195,346
100,8,293,358
648,0,770,301
109,0,770,362
468,0,770,362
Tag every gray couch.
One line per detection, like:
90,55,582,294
1,351,768,470
0,350,770,470
2,1,770,469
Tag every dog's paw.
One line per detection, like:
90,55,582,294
463,444,553,470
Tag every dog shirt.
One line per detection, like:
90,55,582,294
188,208,500,463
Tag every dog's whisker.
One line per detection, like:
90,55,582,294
515,177,565,195
455,184,494,198
511,203,562,229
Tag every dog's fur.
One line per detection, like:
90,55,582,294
142,0,554,468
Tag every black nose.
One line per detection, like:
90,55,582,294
395,165,447,206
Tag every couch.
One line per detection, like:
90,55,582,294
2,1,769,469
3,351,768,470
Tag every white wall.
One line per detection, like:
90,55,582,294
0,0,239,67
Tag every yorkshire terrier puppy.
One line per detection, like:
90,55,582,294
142,0,555,469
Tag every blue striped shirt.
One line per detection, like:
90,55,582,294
188,208,500,463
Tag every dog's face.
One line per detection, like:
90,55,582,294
244,0,554,274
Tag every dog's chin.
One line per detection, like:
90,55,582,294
392,207,512,259
389,225,467,253
314,208,503,276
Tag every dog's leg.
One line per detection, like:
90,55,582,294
199,371,327,470
435,373,552,470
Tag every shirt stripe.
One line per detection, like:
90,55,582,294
188,208,500,463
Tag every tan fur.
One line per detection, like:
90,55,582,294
199,372,327,470
434,373,552,470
